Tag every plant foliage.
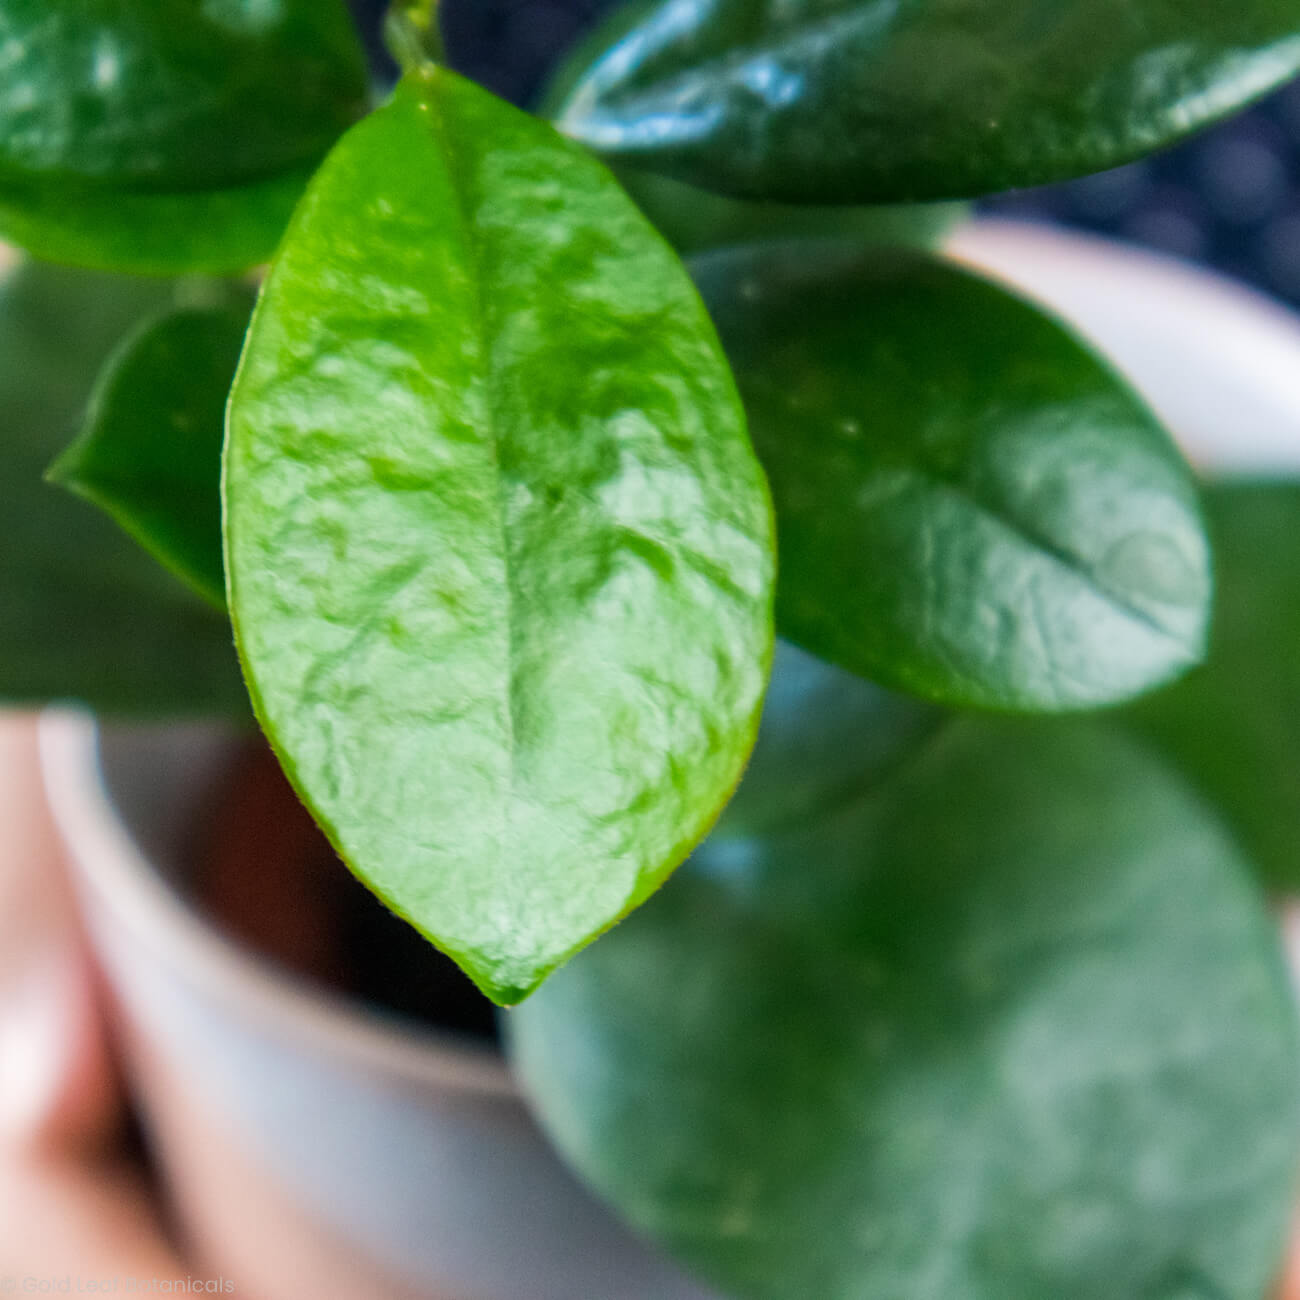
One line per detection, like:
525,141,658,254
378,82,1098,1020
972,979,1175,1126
5,1,1300,1294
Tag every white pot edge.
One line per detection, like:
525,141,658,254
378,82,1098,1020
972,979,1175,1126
37,707,517,1100
947,217,1300,474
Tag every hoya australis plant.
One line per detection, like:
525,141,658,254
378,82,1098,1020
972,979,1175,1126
5,1,1300,1296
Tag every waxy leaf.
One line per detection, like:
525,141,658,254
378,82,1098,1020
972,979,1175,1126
226,69,775,1006
512,720,1300,1300
694,245,1211,712
0,258,246,714
0,166,311,276
556,0,1300,202
0,0,367,192
1125,481,1300,891
541,7,967,256
49,294,253,609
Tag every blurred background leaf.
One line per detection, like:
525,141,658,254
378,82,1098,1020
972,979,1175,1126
1123,481,1300,893
513,718,1300,1300
0,259,247,716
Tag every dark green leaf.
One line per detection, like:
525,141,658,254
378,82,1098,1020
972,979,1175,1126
225,69,775,1006
694,244,1211,712
714,640,942,840
1125,480,1300,892
0,258,246,714
0,0,367,192
0,0,366,274
49,293,253,609
512,719,1300,1300
607,167,968,258
0,165,310,275
540,5,967,255
555,0,1300,202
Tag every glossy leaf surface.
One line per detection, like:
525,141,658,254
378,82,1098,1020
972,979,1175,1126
0,0,367,192
226,69,775,1005
694,245,1211,712
512,720,1300,1300
50,294,253,608
0,259,246,714
556,0,1300,202
540,8,967,255
0,166,309,275
1125,481,1300,891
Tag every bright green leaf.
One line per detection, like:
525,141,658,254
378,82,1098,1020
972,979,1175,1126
0,258,246,715
555,0,1300,202
225,69,776,1006
694,244,1211,712
0,0,367,192
49,293,253,609
512,719,1300,1300
0,165,310,276
1125,480,1300,892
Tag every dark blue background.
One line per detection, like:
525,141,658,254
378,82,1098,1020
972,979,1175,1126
352,0,1300,308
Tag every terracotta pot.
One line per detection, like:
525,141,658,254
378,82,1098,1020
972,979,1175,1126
38,219,1300,1300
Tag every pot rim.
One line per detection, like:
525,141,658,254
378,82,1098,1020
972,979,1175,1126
38,708,518,1100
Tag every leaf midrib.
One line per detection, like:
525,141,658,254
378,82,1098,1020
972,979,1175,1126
745,358,1200,651
423,75,523,849
906,462,1197,648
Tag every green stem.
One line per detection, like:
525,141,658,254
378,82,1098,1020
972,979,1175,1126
384,0,446,73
